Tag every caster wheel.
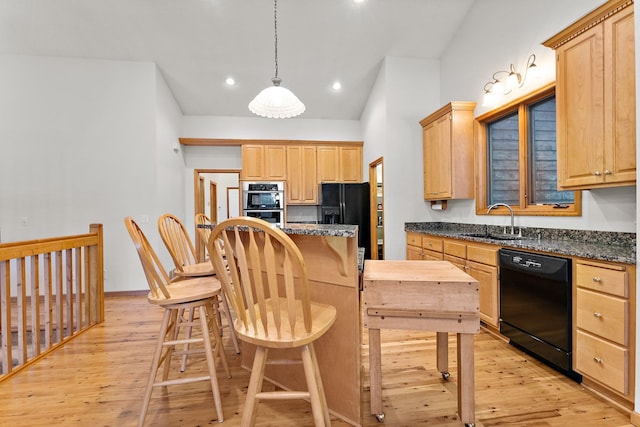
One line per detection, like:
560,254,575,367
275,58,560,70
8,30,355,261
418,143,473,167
464,423,475,427
374,413,385,423
441,371,450,380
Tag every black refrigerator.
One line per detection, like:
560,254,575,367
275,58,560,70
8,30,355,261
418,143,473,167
320,182,371,259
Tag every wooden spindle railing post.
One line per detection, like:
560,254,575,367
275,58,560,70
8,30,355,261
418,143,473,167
89,224,104,323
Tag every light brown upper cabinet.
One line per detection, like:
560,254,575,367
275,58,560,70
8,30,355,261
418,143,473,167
419,102,476,201
543,0,636,189
286,145,318,204
241,144,287,180
316,145,363,183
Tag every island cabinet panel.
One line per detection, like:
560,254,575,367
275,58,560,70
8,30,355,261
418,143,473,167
419,101,476,201
286,145,318,204
544,0,636,189
574,259,635,401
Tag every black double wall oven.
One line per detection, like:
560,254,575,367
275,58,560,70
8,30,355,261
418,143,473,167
241,181,285,227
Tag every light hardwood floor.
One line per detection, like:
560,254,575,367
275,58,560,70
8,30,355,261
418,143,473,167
0,294,635,426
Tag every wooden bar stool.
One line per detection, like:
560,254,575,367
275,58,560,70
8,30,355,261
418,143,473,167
195,213,240,354
159,213,240,365
208,216,337,427
124,217,230,426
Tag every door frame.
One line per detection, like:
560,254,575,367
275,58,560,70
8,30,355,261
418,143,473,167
193,168,241,260
209,181,218,223
368,157,383,260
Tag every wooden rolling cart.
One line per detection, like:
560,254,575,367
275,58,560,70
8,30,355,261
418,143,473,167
363,260,480,427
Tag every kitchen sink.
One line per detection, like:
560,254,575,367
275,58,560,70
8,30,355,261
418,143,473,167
460,232,523,241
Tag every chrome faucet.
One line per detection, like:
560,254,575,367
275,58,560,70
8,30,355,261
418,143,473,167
487,202,515,235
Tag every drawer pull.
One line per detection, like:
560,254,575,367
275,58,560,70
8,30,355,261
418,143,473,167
592,276,601,283
593,312,602,318
593,356,603,364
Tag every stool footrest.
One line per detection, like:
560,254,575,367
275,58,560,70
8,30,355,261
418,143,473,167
256,390,311,400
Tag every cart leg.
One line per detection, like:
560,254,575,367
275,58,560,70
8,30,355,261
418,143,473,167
457,333,475,426
436,332,449,380
369,327,384,421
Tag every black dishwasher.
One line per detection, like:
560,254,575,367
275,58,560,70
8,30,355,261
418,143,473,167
499,248,581,382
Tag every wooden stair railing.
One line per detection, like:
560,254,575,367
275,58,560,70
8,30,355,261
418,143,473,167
0,224,104,381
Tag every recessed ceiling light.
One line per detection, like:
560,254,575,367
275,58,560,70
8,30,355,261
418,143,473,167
225,77,236,86
353,0,365,3
332,81,342,91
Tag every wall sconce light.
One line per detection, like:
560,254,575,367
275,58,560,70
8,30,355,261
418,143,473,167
482,54,539,106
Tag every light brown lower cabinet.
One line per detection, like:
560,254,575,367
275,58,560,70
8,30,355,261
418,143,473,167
406,232,637,406
574,259,635,401
443,239,499,327
405,232,443,261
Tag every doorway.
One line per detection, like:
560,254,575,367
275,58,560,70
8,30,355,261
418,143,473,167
209,181,218,223
194,169,241,260
368,157,384,260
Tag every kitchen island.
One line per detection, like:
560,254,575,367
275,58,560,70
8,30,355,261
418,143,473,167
237,223,363,426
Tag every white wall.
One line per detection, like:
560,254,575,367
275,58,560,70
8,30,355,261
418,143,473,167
360,57,441,260
0,54,184,292
183,115,361,141
436,0,636,233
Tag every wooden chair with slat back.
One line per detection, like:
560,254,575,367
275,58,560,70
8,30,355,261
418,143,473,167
195,212,240,354
158,213,213,277
208,216,337,427
195,212,212,255
124,217,230,427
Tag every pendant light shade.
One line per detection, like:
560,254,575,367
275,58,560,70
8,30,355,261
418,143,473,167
249,78,306,119
249,0,305,119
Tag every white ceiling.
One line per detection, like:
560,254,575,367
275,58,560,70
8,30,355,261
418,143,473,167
0,0,476,120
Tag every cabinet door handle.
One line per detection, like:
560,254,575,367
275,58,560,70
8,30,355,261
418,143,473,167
593,356,603,364
604,170,612,175
594,171,602,176
592,276,601,283
593,312,602,318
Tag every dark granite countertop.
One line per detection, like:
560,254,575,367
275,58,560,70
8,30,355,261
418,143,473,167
199,222,358,238
280,223,358,238
405,222,636,265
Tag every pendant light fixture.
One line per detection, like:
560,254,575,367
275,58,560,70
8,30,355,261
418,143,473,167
249,0,305,119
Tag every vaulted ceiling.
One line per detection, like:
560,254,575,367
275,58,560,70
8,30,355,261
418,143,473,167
0,0,475,120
